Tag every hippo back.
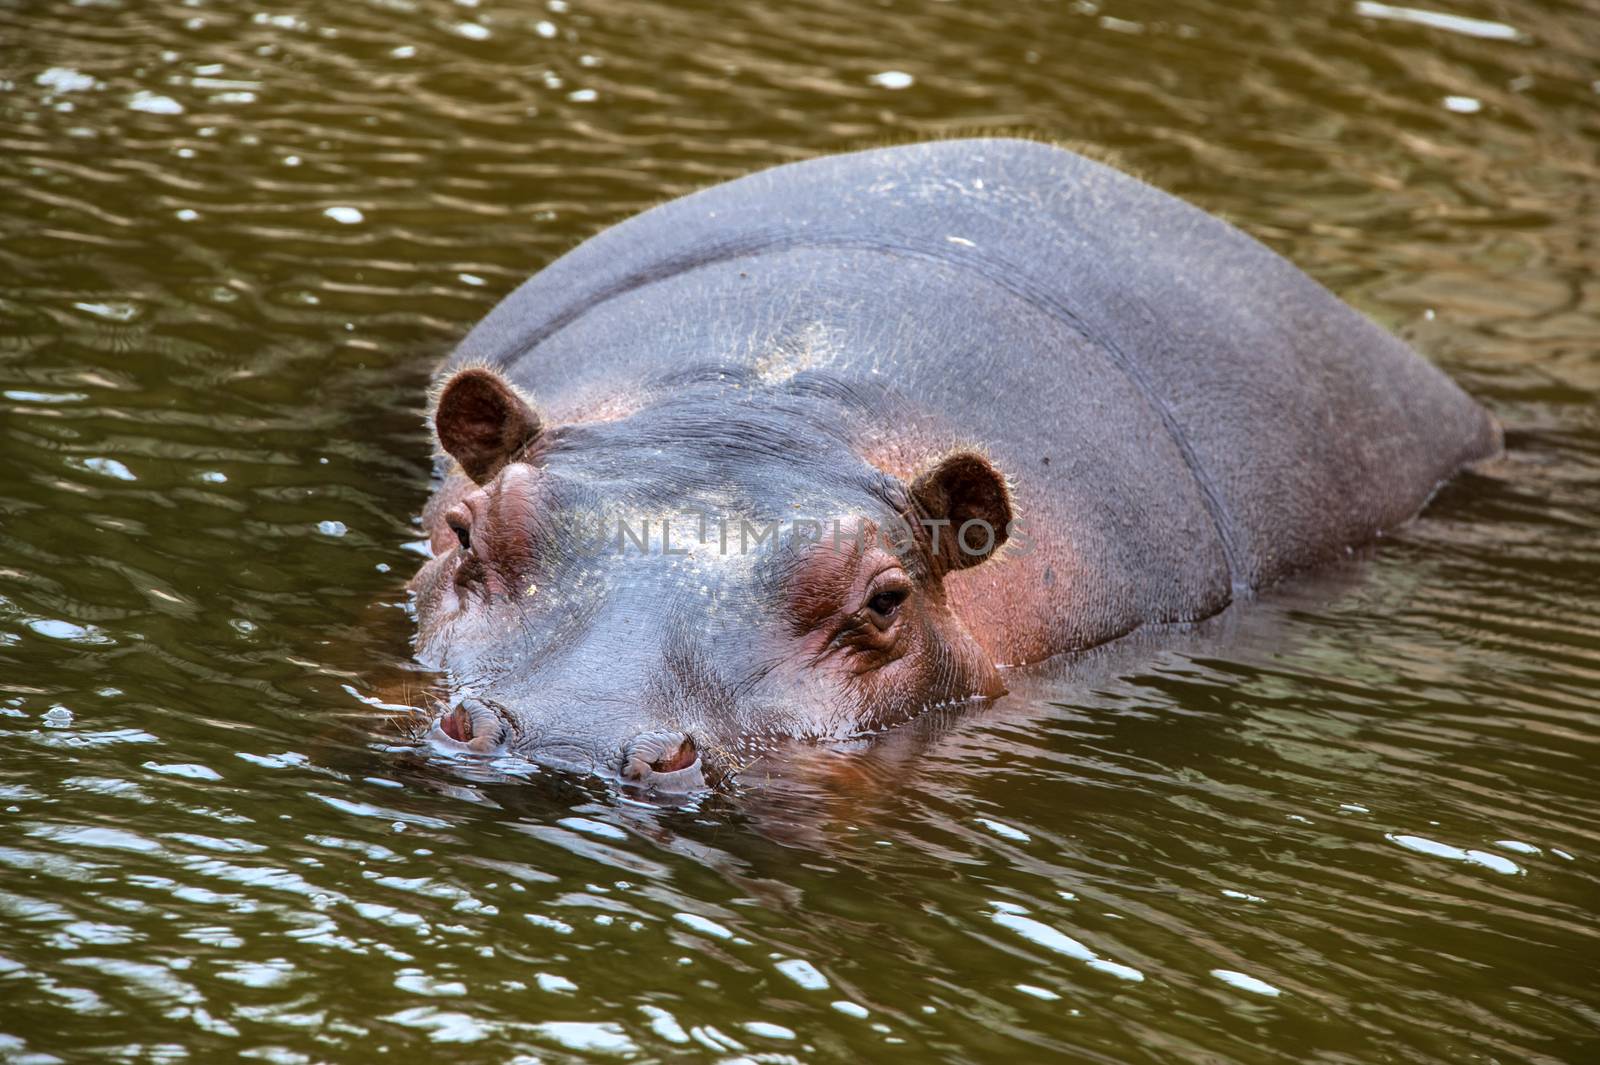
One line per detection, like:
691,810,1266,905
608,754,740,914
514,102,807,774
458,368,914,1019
446,138,1499,649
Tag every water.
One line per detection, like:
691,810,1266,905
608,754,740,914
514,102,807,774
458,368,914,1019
2,0,1597,1061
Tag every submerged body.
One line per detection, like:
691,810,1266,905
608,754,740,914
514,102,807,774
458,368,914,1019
407,138,1499,790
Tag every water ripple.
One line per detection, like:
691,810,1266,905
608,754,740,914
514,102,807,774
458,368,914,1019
0,0,1596,1061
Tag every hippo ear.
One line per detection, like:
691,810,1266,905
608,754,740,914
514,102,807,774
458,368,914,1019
433,367,543,484
908,450,1013,573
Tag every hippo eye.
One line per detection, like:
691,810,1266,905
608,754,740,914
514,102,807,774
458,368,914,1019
449,518,471,553
865,586,908,623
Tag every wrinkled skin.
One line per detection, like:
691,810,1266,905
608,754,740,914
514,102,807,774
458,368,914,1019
404,138,1500,793
408,372,1012,791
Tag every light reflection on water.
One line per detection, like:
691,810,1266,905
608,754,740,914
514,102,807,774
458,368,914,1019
2,0,1597,1061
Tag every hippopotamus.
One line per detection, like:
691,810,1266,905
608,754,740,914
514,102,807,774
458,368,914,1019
406,137,1499,792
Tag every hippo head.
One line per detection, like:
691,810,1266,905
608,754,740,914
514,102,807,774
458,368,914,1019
406,365,1013,792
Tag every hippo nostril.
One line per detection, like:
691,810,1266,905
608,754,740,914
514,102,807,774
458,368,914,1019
432,697,509,752
652,735,698,774
439,704,471,743
620,731,704,791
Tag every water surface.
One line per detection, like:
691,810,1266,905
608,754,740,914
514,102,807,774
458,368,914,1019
2,0,1597,1061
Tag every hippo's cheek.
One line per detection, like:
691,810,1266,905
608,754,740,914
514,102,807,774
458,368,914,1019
850,630,1004,726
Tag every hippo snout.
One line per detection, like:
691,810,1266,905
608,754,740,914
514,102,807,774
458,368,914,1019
430,705,711,794
620,731,706,793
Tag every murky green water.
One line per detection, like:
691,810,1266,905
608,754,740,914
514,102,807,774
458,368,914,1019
2,0,1597,1061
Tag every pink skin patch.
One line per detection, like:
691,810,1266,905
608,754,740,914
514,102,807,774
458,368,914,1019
438,703,470,742
550,390,646,426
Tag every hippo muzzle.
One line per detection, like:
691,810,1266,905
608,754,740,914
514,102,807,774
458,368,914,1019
429,697,710,794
